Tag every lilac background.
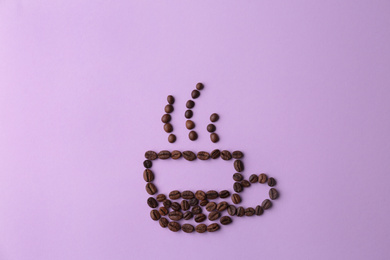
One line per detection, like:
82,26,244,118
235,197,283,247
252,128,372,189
1,1,390,259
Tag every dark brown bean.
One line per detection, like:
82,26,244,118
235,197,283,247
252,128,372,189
159,217,169,228
189,131,198,141
241,180,251,188
191,90,200,99
206,190,219,199
185,109,193,119
197,151,210,160
195,214,207,223
199,199,208,206
210,113,219,122
168,222,181,232
186,100,195,109
168,134,176,143
219,190,230,198
145,151,158,160
249,174,258,183
236,207,245,217
181,200,190,211
210,133,219,143
171,150,182,159
227,205,237,216
165,104,174,113
163,200,171,208
196,82,204,90
216,201,228,212
234,160,244,172
232,151,244,159
191,205,202,214
171,202,181,211
146,183,157,195
195,224,207,233
186,120,195,130
195,190,206,200
259,173,268,183
143,169,154,182
158,150,171,159
207,124,216,133
143,160,152,168
168,211,183,221
245,207,255,216
233,173,243,181
167,95,175,104
156,194,166,202
182,224,194,233
231,193,241,204
210,149,220,159
161,114,171,124
208,211,220,221
268,177,277,187
147,197,158,208
150,210,161,221
220,216,232,225
233,182,243,193
255,205,264,216
207,223,220,232
269,188,279,200
206,202,217,212
189,198,199,206
221,150,232,160
183,211,193,220
159,207,168,216
169,190,181,200
183,151,196,161
182,190,194,199
262,199,272,209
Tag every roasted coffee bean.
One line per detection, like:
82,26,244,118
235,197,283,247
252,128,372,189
241,180,251,187
197,151,210,160
167,95,175,104
219,190,230,198
181,200,190,211
158,150,171,159
185,110,193,119
161,114,171,124
245,207,255,216
233,182,243,193
227,205,237,216
168,211,183,221
217,201,228,212
206,190,219,199
210,133,219,143
183,211,193,220
191,205,202,214
231,193,241,204
186,100,195,109
206,202,217,212
210,113,219,122
249,174,258,183
236,207,245,217
196,82,204,90
182,191,194,199
199,199,209,206
143,169,154,182
195,213,207,223
208,211,220,221
156,194,166,202
169,190,181,200
189,131,198,141
220,216,232,225
146,183,157,195
269,188,279,200
232,151,244,159
143,160,152,168
259,173,268,183
163,123,173,133
268,177,277,187
189,198,199,206
210,149,221,159
165,104,174,113
145,151,158,160
233,173,243,181
234,160,244,172
147,197,158,208
221,150,232,160
159,217,169,228
191,90,200,99
195,190,206,200
195,224,207,233
207,124,216,133
171,202,181,211
207,223,220,232
183,151,196,161
168,134,176,143
186,120,195,130
171,150,182,159
163,200,172,208
262,199,272,209
159,207,169,216
168,222,181,232
182,224,194,233
150,210,161,221
255,205,264,216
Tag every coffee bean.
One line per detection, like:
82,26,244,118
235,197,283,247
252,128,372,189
147,197,158,208
171,150,182,159
156,194,166,202
195,224,207,233
206,202,217,212
159,207,169,216
236,207,245,217
191,205,202,214
210,133,219,143
259,173,268,183
221,150,232,160
168,211,183,221
210,113,219,122
143,160,152,168
146,183,157,195
269,188,279,200
167,95,175,104
234,160,244,172
181,200,190,211
208,211,220,221
195,190,206,200
262,199,272,209
191,90,200,99
241,180,251,188
197,151,210,160
196,82,204,90
171,202,181,211
185,110,193,119
255,205,264,216
207,124,216,133
186,120,195,130
159,217,169,228
143,169,154,182
161,114,171,124
145,151,158,160
150,210,161,221
245,207,255,216
182,191,194,199
168,222,181,232
210,149,220,159
233,173,243,181
189,198,199,206
231,193,241,204
219,190,230,198
207,223,220,232
182,224,194,233
168,134,176,143
195,214,207,223
232,151,244,159
163,123,173,133
268,177,277,187
183,211,193,220
165,104,174,113
216,201,228,212
158,150,171,159
233,182,243,193
163,200,172,208
220,216,232,225
186,100,195,109
227,205,237,216
199,199,208,206
189,131,198,141
249,174,258,183
183,151,196,161
206,190,219,199
169,190,181,200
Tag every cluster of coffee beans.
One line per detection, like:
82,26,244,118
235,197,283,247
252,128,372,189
162,95,176,143
144,149,279,233
184,82,204,141
208,113,219,143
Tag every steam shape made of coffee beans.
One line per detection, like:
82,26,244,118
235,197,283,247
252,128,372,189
145,82,280,233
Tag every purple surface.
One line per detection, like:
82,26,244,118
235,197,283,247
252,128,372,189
1,1,390,259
